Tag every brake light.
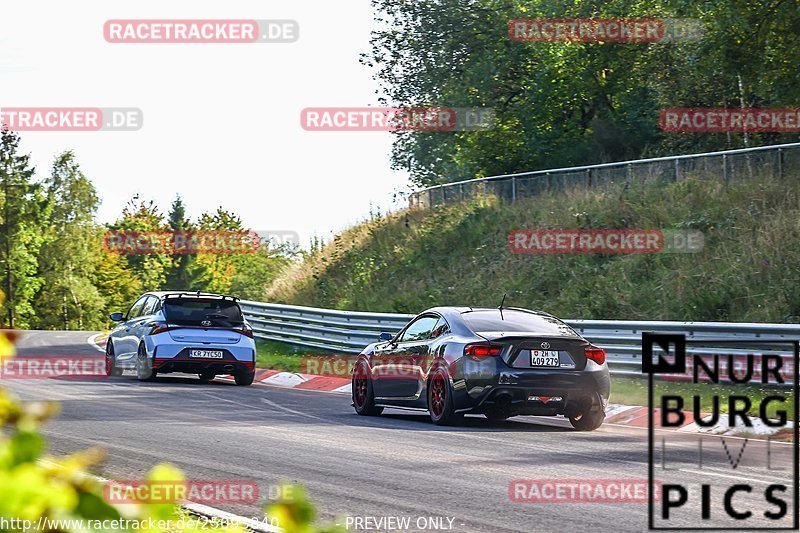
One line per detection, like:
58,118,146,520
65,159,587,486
585,346,606,365
233,324,254,338
148,322,175,335
464,344,503,358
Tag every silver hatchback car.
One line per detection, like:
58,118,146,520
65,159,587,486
106,291,257,385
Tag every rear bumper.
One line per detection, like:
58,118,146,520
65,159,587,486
459,365,610,417
152,347,255,375
152,358,254,375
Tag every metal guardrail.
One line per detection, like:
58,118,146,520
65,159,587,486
241,301,798,379
408,142,800,208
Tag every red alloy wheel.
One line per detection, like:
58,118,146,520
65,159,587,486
430,373,446,418
353,364,368,408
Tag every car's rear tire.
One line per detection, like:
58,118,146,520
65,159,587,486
234,369,255,386
428,368,462,426
569,409,605,431
135,344,157,381
352,360,383,416
105,341,123,377
198,372,215,383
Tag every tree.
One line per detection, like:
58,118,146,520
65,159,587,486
109,196,171,291
32,151,105,330
164,195,197,290
0,128,46,328
363,0,800,186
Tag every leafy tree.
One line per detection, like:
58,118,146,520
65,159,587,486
32,152,105,330
92,250,143,325
364,0,800,186
109,196,171,292
0,129,46,328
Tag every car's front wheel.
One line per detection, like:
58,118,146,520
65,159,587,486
569,409,605,431
352,360,383,416
105,341,123,377
428,367,462,426
135,344,157,381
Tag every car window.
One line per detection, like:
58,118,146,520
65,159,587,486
430,317,449,339
127,297,147,319
462,309,579,336
140,296,158,316
399,315,439,342
163,298,244,327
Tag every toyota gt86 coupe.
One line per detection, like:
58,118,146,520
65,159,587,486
352,306,610,429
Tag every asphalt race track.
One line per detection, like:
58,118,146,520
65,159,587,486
4,331,796,532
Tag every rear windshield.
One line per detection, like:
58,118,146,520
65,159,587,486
163,299,244,327
462,310,578,336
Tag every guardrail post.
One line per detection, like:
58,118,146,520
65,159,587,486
674,159,680,181
778,148,784,180
586,168,592,188
722,154,727,184
511,177,516,203
460,183,464,203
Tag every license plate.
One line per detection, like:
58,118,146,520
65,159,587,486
189,349,224,359
531,350,560,367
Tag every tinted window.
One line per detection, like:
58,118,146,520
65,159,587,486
141,296,158,316
399,316,439,342
164,299,244,326
462,310,578,336
127,297,147,319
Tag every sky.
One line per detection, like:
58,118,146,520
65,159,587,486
0,0,410,246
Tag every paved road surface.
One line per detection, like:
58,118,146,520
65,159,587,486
3,331,796,532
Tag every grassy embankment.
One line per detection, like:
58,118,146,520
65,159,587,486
257,171,800,416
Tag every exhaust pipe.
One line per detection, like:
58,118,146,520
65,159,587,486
222,364,235,372
495,393,513,408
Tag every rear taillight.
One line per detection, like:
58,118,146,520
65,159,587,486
464,344,503,358
148,322,175,335
585,346,606,365
233,324,254,338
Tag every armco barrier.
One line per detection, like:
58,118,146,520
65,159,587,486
240,301,799,379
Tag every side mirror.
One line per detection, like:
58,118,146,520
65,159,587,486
379,332,393,342
109,312,124,322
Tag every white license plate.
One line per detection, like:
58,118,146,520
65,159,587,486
531,350,560,367
189,349,224,359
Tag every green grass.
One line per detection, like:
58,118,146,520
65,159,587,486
255,338,311,372
611,376,795,421
265,172,800,323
